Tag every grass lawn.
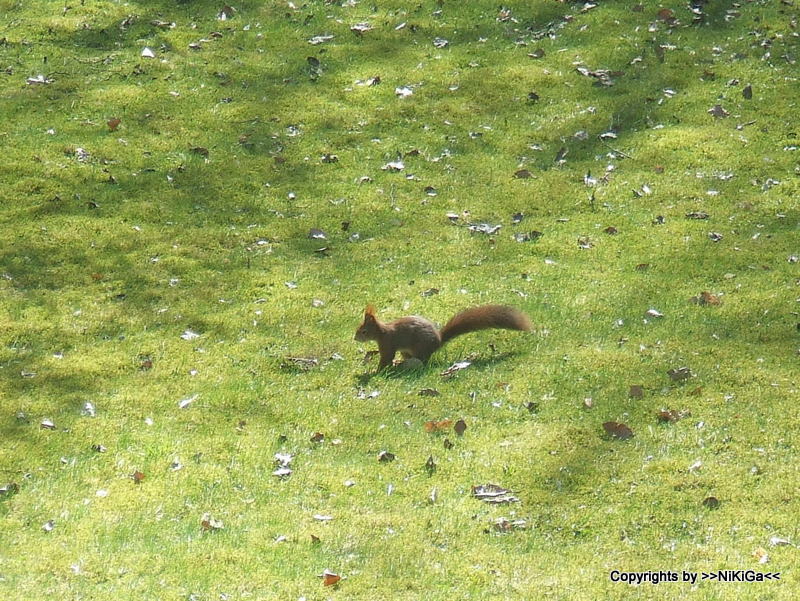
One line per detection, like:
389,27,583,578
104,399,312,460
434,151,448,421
1,0,799,599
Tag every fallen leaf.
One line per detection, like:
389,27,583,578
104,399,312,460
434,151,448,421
468,223,502,235
472,484,519,504
742,84,753,99
282,356,319,370
708,104,730,118
443,438,454,450
769,536,792,547
217,5,236,20
454,419,467,436
132,470,145,484
656,8,675,21
26,74,53,85
424,419,452,433
274,452,293,467
178,394,198,409
691,291,721,306
425,455,437,474
629,385,644,399
382,159,405,171
310,432,325,443
418,388,440,397
0,483,19,496
492,517,528,532
308,34,334,45
513,231,543,243
350,22,372,35
150,20,175,29
107,118,121,131
603,421,634,440
377,450,395,463
441,360,472,377
668,367,693,381
201,513,224,531
656,408,691,423
753,548,769,564
321,569,341,586
513,169,534,179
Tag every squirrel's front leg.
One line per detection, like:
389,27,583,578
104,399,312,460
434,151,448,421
378,346,396,370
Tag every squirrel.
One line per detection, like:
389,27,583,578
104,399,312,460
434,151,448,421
354,304,532,371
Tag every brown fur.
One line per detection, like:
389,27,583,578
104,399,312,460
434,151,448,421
355,304,531,371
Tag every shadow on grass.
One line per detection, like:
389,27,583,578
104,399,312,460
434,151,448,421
354,350,525,385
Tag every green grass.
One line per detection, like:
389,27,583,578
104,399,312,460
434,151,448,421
1,0,799,599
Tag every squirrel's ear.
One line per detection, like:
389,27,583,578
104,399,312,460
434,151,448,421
364,304,376,316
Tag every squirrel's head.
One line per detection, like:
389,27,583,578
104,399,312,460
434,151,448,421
354,304,378,341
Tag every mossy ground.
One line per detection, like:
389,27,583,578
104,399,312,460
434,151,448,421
1,1,799,599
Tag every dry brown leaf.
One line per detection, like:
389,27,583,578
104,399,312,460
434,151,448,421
667,367,693,381
691,291,721,306
424,419,452,433
200,513,224,531
603,421,634,440
656,408,691,423
321,569,341,586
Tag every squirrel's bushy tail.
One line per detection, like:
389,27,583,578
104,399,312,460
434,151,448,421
439,305,531,345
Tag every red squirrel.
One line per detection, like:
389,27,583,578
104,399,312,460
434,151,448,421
354,304,532,371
